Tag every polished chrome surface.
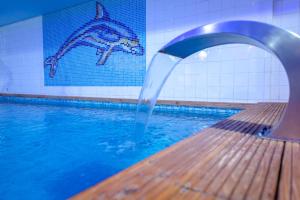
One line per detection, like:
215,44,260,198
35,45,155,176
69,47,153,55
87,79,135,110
159,20,300,141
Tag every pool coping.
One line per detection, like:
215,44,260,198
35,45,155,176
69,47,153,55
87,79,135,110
0,93,252,109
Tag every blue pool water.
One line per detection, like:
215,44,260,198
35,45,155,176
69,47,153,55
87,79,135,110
0,97,240,200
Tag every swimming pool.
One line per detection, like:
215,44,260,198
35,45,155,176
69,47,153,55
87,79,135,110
0,96,240,200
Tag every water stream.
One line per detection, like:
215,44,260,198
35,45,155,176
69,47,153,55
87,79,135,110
135,52,182,134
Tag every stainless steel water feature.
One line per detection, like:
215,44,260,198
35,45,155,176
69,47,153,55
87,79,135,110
148,20,300,141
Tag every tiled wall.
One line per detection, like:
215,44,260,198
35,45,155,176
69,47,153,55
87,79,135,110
0,0,299,103
43,0,146,86
149,0,293,103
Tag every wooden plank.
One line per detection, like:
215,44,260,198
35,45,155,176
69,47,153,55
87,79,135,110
231,139,272,199
231,104,284,199
204,136,263,193
213,138,269,199
258,104,286,200
292,142,300,200
279,142,292,200
164,104,276,194
261,141,284,200
279,142,300,200
207,104,284,199
232,104,285,200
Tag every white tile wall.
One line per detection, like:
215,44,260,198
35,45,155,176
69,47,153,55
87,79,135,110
149,0,292,103
0,0,298,103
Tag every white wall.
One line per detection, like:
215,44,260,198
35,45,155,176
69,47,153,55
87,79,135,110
148,0,291,103
0,0,299,103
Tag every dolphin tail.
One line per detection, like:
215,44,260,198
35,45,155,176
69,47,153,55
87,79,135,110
44,56,58,78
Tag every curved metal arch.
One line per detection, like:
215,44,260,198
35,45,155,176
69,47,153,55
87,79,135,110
159,20,300,141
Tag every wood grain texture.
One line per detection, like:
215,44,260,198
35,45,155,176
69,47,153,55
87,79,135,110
70,103,300,200
279,142,300,200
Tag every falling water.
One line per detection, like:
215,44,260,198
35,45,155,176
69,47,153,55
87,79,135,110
135,52,182,134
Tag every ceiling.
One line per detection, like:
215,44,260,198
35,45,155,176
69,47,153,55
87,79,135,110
0,0,91,27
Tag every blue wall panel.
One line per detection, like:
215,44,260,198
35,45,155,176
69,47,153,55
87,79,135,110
43,0,146,86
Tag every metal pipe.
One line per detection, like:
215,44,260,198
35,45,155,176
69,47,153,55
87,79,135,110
159,20,300,141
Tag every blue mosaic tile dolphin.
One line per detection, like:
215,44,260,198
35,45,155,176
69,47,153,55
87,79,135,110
44,2,144,78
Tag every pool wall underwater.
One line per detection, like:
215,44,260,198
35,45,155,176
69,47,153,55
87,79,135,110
0,0,294,104
0,94,242,114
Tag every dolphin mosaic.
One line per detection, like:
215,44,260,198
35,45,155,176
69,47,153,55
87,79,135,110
44,2,144,78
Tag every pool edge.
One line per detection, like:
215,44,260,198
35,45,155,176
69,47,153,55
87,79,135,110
70,103,292,200
0,93,251,109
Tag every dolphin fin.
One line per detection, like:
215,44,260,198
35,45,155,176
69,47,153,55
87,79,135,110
95,2,109,20
96,48,113,65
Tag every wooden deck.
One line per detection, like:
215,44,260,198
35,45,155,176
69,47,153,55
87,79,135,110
72,103,300,200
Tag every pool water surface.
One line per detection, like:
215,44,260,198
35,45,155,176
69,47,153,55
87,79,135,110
0,97,240,199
